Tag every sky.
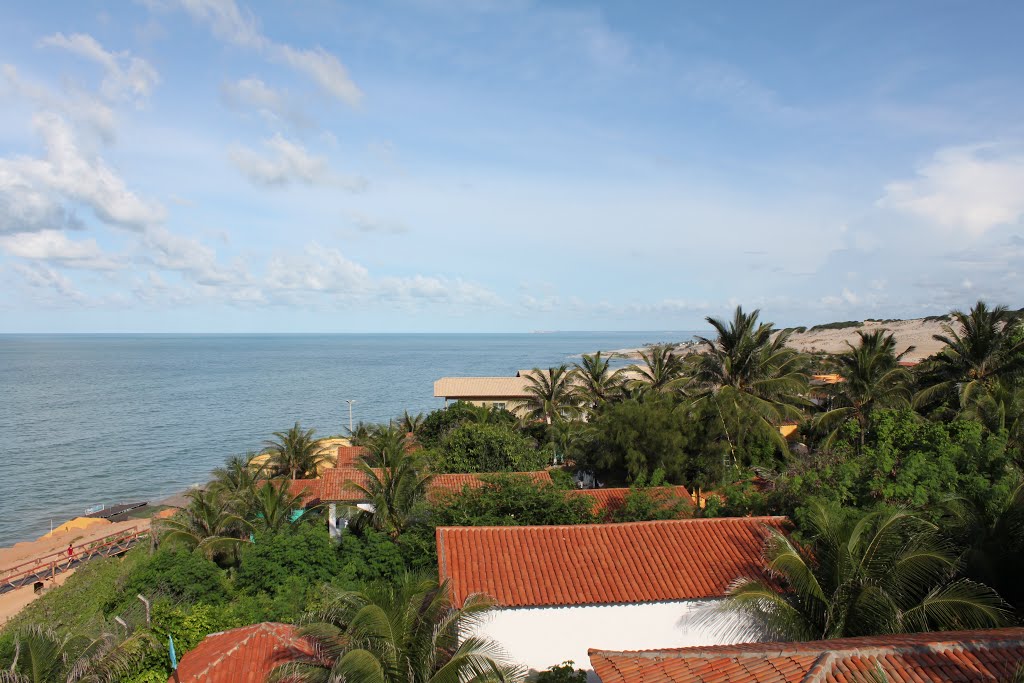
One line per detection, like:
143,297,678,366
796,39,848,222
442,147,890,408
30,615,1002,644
1,1,1023,332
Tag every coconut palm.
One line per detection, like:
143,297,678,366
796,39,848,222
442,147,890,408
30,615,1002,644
915,301,1024,412
961,379,1024,452
348,450,432,539
398,410,425,434
209,452,266,510
264,422,327,480
270,573,523,683
711,502,1012,642
574,352,626,414
941,478,1024,613
688,306,809,461
515,365,581,425
814,330,915,449
363,425,409,467
1,625,146,683
629,344,686,394
249,480,314,533
157,488,250,565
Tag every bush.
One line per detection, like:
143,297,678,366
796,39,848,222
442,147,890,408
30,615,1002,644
235,523,340,597
432,474,595,526
417,401,517,449
337,527,408,584
117,548,229,607
433,423,545,473
536,661,588,683
609,471,692,522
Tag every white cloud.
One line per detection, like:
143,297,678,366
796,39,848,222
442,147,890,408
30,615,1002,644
348,211,409,235
220,77,307,127
0,230,122,270
11,262,88,304
165,0,361,105
2,63,117,142
228,134,365,189
264,245,370,294
0,113,166,232
142,226,239,285
879,143,1024,236
39,33,159,103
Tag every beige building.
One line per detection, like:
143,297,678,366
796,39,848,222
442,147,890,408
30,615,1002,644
433,370,538,411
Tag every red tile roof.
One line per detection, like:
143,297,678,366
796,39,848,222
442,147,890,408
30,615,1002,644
589,628,1024,683
436,517,786,608
293,469,553,502
335,445,368,467
568,486,692,519
170,622,316,683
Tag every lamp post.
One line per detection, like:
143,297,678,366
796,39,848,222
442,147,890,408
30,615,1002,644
345,400,355,435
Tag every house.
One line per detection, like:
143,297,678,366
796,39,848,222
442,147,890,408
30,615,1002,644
169,622,315,682
588,627,1024,683
432,375,533,411
436,517,787,672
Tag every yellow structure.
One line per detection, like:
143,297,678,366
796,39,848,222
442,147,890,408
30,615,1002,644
41,516,111,539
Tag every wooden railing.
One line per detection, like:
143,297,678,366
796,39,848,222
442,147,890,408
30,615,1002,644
0,526,148,595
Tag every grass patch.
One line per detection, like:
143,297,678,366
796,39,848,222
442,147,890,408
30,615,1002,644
808,320,864,332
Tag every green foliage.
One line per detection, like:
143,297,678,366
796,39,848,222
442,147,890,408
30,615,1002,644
609,471,692,522
235,523,340,597
572,395,699,483
431,474,595,527
547,467,576,489
336,527,409,584
432,422,545,473
417,401,516,449
536,661,588,683
117,547,229,607
808,320,864,332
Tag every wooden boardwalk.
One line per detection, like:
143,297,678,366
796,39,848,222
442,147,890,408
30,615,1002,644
0,526,148,595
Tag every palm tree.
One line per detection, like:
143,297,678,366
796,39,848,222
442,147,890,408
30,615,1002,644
397,410,425,434
249,480,314,533
270,573,523,683
157,488,250,565
629,344,686,394
209,453,266,510
815,330,915,449
515,365,581,425
264,422,326,480
711,502,1012,642
348,450,432,539
941,478,1024,612
364,425,409,467
1,625,146,683
574,352,626,415
915,301,1024,412
688,306,809,463
961,379,1024,451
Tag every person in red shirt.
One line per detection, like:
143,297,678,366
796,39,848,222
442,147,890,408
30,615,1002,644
67,543,73,559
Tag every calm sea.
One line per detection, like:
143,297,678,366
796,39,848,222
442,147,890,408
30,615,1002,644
0,332,696,546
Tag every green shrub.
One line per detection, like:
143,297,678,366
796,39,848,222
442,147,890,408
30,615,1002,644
417,401,517,449
536,661,588,683
118,548,229,607
432,474,595,526
235,523,340,597
433,423,545,473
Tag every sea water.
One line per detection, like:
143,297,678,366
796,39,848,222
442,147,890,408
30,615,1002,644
0,332,695,546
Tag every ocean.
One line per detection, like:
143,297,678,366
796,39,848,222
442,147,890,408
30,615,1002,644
0,332,695,546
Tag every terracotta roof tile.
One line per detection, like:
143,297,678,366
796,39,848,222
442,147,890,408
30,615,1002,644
310,468,553,501
170,622,316,683
568,486,693,519
437,517,786,608
335,445,368,467
589,628,1024,683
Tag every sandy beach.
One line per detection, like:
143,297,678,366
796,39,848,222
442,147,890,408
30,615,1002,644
610,316,952,363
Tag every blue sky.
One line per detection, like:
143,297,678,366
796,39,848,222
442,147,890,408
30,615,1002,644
1,1,1022,332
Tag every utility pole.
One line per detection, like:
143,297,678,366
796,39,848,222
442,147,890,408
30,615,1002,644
346,400,355,435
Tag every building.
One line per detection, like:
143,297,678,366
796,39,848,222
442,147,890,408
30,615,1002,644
169,622,315,682
588,627,1024,683
432,374,533,411
436,517,787,672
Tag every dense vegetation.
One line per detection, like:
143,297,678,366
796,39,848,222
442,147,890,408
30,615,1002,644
3,300,1022,681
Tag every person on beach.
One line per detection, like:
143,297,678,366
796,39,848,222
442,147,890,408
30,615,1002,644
67,543,73,560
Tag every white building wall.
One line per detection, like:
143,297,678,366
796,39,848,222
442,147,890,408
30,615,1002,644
470,600,756,674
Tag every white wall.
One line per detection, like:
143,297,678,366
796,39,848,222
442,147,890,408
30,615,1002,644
469,600,757,674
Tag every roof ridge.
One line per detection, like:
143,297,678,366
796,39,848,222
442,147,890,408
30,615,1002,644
801,651,836,683
436,516,787,533
589,627,1024,661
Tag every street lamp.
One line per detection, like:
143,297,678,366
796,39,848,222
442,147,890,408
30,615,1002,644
345,400,356,435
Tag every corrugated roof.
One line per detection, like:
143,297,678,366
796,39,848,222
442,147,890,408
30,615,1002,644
433,376,531,399
589,628,1024,683
170,622,315,683
436,517,786,608
567,486,692,520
